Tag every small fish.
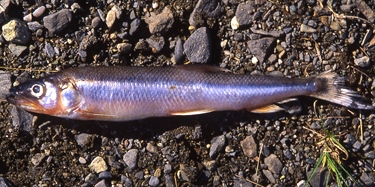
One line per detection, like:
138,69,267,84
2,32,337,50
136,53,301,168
6,66,374,121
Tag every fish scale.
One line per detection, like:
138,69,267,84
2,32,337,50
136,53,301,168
7,66,374,121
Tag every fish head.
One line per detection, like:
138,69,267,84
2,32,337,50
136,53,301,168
7,76,82,117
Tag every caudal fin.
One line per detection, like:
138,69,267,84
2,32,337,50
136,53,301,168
310,72,374,110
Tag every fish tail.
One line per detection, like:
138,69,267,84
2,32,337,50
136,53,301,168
309,72,374,110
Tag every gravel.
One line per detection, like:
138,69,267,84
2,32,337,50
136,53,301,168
0,0,375,186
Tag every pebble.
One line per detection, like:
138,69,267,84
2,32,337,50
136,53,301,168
79,157,87,164
146,36,165,53
44,42,55,58
184,27,211,63
43,9,73,34
145,7,174,34
148,176,160,187
165,174,174,187
306,167,328,187
360,172,375,185
262,169,276,183
89,156,108,173
0,177,16,187
354,56,370,68
91,17,102,29
75,133,93,147
8,44,27,56
247,37,275,63
355,0,375,23
178,165,198,182
240,135,257,158
0,71,11,100
230,16,239,30
23,13,32,22
300,24,316,33
11,106,33,133
98,171,112,179
233,178,254,187
123,149,139,170
2,19,31,44
352,140,362,152
235,1,254,27
172,38,184,64
31,153,46,166
129,18,140,36
264,154,282,174
121,175,133,187
32,6,46,18
106,5,122,29
209,134,226,159
283,149,294,160
85,173,98,185
27,21,44,32
164,164,172,174
188,0,221,26
116,43,132,54
146,142,158,154
94,179,109,187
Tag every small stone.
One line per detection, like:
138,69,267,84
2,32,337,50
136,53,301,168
146,36,165,53
91,17,102,29
94,179,109,187
31,153,46,166
75,133,93,147
184,27,211,63
148,176,160,187
27,21,44,32
121,175,133,187
209,134,226,159
0,177,16,187
145,7,174,34
23,13,32,22
8,44,27,56
0,71,11,100
352,141,362,152
360,172,375,185
247,37,275,63
33,6,46,18
123,149,139,170
188,0,221,26
355,0,375,23
11,106,33,133
44,42,55,58
178,165,198,182
165,174,174,187
85,173,98,185
240,136,257,158
264,154,282,174
129,18,140,36
262,169,276,183
98,171,112,179
306,167,329,187
231,16,239,30
79,157,87,164
235,1,254,27
354,56,370,68
173,38,184,64
43,9,73,34
105,5,122,29
89,156,108,173
300,24,316,33
116,43,132,54
146,142,158,154
2,19,31,44
164,164,172,174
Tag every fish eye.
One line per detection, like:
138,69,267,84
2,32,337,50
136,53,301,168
30,84,44,98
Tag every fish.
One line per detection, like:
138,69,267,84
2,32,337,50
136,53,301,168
6,66,374,121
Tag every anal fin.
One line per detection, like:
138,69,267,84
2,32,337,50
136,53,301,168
170,109,215,116
250,98,302,114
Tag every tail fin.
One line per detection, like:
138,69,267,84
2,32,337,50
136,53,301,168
310,72,374,110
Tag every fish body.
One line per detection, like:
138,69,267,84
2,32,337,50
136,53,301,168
7,66,374,121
